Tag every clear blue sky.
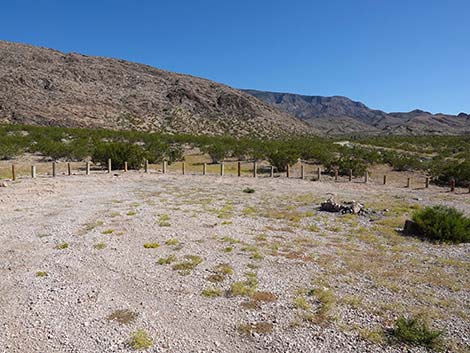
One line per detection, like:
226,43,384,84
2,0,469,114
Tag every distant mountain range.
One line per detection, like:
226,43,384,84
242,90,470,135
0,40,468,137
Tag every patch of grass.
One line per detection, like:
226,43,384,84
293,296,311,310
101,229,114,235
251,291,277,302
143,242,160,249
242,206,257,216
207,274,225,283
240,300,262,310
158,214,171,227
223,246,233,253
242,187,255,194
215,263,234,275
221,236,239,244
172,255,203,275
55,242,69,250
238,322,273,335
128,329,153,350
126,211,137,216
107,309,138,325
358,326,386,345
201,288,222,298
81,220,104,234
157,254,176,265
94,242,107,250
165,238,179,246
36,271,48,277
230,273,259,297
314,287,336,318
391,316,443,349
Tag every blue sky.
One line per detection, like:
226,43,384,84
2,0,469,114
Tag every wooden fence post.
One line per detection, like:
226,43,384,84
203,163,207,175
286,165,290,178
270,166,274,178
124,161,128,172
11,164,16,181
349,169,352,182
220,162,224,176
107,159,112,173
364,171,368,183
86,162,90,175
450,179,455,192
144,159,148,173
301,165,305,180
425,177,429,188
163,161,167,174
67,162,71,176
334,169,338,182
406,177,411,188
237,161,241,177
317,167,321,181
253,161,257,178
182,162,185,175
31,165,36,178
383,175,387,185
52,162,57,177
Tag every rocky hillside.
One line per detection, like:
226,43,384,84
243,90,470,135
0,41,315,138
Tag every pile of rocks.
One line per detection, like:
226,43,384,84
320,198,366,215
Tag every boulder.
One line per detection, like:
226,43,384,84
320,198,366,215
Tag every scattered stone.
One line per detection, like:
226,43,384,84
320,198,366,215
0,182,7,187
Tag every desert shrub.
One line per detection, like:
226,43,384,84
392,316,443,349
431,160,470,187
412,205,470,243
266,147,299,172
92,142,145,169
328,156,367,176
128,329,153,350
201,142,231,163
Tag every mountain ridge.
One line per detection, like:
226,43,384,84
242,89,470,135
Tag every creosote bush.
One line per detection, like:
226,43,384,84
92,142,145,170
412,205,470,243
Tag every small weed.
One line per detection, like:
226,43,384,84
36,271,48,277
157,254,176,265
221,236,239,244
94,242,107,250
55,242,69,250
102,229,114,235
127,211,137,216
243,187,255,194
240,300,262,310
143,243,160,249
358,326,386,345
207,274,225,283
201,288,222,298
107,309,138,325
223,246,233,253
129,329,153,350
165,238,179,246
158,214,171,227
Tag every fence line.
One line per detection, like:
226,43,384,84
1,159,468,193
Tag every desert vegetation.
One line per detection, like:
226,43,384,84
0,124,469,186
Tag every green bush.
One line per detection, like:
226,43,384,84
392,316,443,349
267,148,299,172
432,160,470,187
412,205,470,243
92,142,145,170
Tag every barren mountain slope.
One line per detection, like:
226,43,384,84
0,41,315,137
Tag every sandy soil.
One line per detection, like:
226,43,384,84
0,172,468,352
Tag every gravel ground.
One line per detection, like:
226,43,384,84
0,172,468,353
